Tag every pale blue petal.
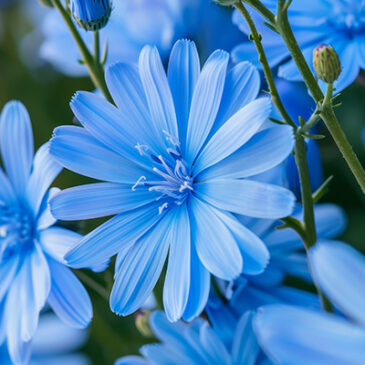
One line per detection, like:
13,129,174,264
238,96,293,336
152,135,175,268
0,101,34,195
232,312,260,365
38,227,82,264
50,183,157,221
47,258,92,328
254,304,365,365
213,210,269,275
199,125,294,180
51,125,148,184
105,62,163,152
66,203,163,268
139,45,178,139
32,313,88,354
194,98,272,175
37,187,60,230
110,214,172,316
199,323,230,365
0,167,16,205
115,356,149,365
140,344,193,365
314,204,347,239
309,240,365,326
168,40,200,148
189,196,242,280
195,178,295,218
185,50,229,164
26,142,62,215
182,243,210,321
163,204,191,322
231,43,262,68
0,255,19,302
70,91,144,163
214,61,260,132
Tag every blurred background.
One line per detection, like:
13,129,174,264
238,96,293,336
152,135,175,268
0,1,364,363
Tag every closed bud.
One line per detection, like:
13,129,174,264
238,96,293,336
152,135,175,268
135,310,152,337
69,0,112,31
213,0,239,6
313,44,341,84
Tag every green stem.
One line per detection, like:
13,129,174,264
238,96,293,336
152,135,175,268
50,0,113,103
235,2,296,128
94,30,100,63
241,0,276,24
275,0,365,193
75,270,110,302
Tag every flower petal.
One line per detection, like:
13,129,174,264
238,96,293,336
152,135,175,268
309,240,365,326
0,100,34,195
254,304,365,365
37,187,60,230
163,204,191,322
199,124,293,180
26,142,62,215
66,203,163,269
50,183,157,221
47,258,92,328
167,40,200,148
50,125,148,184
185,50,229,164
214,61,260,132
139,45,178,140
195,178,295,219
189,197,243,280
193,98,272,175
0,167,16,205
110,213,172,316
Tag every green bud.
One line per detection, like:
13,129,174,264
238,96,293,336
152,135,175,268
213,0,239,6
38,0,53,7
313,44,341,84
135,310,152,337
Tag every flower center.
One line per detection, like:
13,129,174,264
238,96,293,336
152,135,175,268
0,202,34,262
328,0,365,35
133,133,194,214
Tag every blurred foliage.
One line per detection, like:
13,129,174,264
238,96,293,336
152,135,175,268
0,2,364,364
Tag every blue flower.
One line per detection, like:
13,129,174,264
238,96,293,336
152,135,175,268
36,0,242,76
0,314,90,365
115,309,269,365
254,240,365,365
0,101,92,364
50,39,295,322
69,0,112,31
232,0,365,92
228,203,346,315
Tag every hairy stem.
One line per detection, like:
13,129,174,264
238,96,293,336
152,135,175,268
50,0,113,103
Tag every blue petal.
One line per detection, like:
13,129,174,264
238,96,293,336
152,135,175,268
38,227,82,264
254,304,365,365
184,50,229,164
66,203,163,268
231,312,260,365
199,125,294,180
26,142,62,215
163,204,191,322
47,258,92,328
214,61,260,132
50,183,157,221
213,210,269,275
115,356,149,365
105,62,163,153
70,91,144,163
314,204,347,239
51,125,148,184
195,178,295,218
140,344,194,365
309,240,365,326
139,45,178,140
0,255,19,302
37,187,59,231
0,101,34,195
110,214,172,316
182,243,210,321
189,197,243,280
194,98,272,175
0,167,16,206
168,40,200,148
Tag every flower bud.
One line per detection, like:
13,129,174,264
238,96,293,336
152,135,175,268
213,0,239,6
135,310,152,337
313,44,341,84
70,0,112,31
